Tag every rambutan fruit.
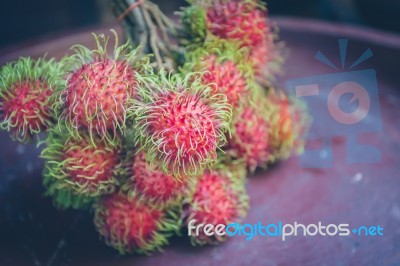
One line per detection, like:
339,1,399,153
205,0,270,51
0,57,61,143
250,40,283,83
182,39,255,107
225,101,271,172
54,30,149,145
94,192,180,254
130,71,232,178
181,0,281,82
200,55,246,106
41,127,123,209
184,170,249,245
267,89,311,161
122,151,191,207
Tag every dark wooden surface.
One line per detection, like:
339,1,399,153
0,18,399,265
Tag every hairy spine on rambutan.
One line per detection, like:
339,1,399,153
184,170,249,245
94,192,180,254
180,5,207,43
129,71,232,178
213,156,249,185
41,126,123,209
182,39,256,107
267,89,311,161
54,30,150,146
121,151,192,207
0,57,61,143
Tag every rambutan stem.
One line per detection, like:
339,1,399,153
112,0,148,50
112,0,182,71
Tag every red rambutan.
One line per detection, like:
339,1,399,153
267,90,311,161
226,103,271,172
41,127,122,209
122,151,190,207
131,72,232,178
0,57,60,143
185,170,249,245
182,0,281,82
94,192,179,254
201,55,247,106
55,30,149,145
206,0,278,79
206,1,269,48
183,39,255,107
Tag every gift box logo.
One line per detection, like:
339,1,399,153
286,39,382,168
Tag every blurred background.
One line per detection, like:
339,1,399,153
0,0,399,50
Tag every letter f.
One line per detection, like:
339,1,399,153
188,219,197,236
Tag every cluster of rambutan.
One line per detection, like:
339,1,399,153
0,0,309,255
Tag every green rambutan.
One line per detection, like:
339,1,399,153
122,151,191,207
54,30,149,145
130,71,232,178
0,57,61,143
94,192,180,254
41,127,123,209
184,170,249,245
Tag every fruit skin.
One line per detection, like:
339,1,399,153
41,126,123,209
184,169,249,245
122,151,192,207
0,57,61,143
130,71,232,178
267,89,311,161
94,192,180,254
54,30,150,146
182,39,256,107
